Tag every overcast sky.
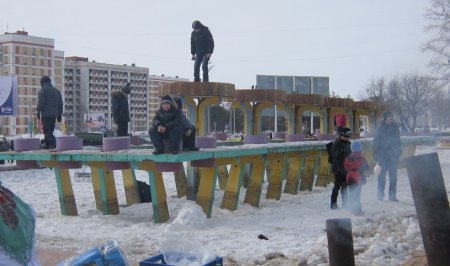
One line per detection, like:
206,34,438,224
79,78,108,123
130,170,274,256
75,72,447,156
3,0,433,98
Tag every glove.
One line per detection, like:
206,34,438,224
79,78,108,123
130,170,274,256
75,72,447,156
57,115,62,122
191,55,196,60
36,113,40,120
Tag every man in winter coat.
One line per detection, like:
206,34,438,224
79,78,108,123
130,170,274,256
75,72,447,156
149,95,185,155
373,111,402,201
111,83,131,136
191,20,214,82
330,127,352,209
173,97,199,151
36,76,63,149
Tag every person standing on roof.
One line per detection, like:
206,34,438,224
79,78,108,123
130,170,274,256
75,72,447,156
191,20,214,82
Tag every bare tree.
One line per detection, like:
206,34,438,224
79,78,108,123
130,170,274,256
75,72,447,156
359,76,388,108
387,73,437,131
423,0,450,81
429,85,450,129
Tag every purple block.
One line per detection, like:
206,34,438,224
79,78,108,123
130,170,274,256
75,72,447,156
244,134,268,144
318,134,336,141
272,132,286,139
14,138,40,169
102,137,130,151
56,136,83,169
56,136,83,152
14,138,40,152
191,137,216,167
286,134,305,142
211,132,227,141
102,137,130,170
130,135,141,145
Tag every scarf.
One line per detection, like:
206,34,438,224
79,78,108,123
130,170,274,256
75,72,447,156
0,184,35,265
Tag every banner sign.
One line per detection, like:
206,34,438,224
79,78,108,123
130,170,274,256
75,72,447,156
84,112,106,127
0,76,18,116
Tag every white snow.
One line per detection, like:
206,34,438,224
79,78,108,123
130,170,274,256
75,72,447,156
0,145,448,265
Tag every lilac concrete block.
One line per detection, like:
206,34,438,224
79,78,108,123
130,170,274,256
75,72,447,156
14,138,40,169
213,132,228,141
286,134,305,142
191,137,216,167
318,134,336,141
102,137,130,151
195,137,217,148
56,136,83,152
14,138,40,152
102,137,130,170
244,134,268,144
56,136,83,169
130,135,141,145
272,132,286,139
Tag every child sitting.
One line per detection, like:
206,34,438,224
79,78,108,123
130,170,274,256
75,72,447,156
344,140,369,215
149,95,186,155
173,97,199,151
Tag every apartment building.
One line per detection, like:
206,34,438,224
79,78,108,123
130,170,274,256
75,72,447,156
0,31,64,135
64,57,187,134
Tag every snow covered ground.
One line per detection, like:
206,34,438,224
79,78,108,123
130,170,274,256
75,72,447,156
0,145,447,265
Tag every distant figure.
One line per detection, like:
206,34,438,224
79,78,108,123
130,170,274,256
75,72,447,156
173,97,199,151
191,20,214,82
111,83,131,136
330,127,352,209
344,140,369,215
0,137,10,164
334,114,347,134
36,76,63,149
373,112,402,201
149,95,184,155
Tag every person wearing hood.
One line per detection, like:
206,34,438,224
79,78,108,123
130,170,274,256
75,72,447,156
373,111,402,201
111,83,131,136
149,95,184,155
330,127,352,209
191,20,214,82
344,140,369,215
36,76,63,149
173,97,199,151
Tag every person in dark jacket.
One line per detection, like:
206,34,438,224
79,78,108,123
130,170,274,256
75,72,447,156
149,95,184,155
111,83,131,136
330,127,352,209
344,140,369,215
36,76,63,149
173,97,199,151
191,20,214,82
373,111,402,201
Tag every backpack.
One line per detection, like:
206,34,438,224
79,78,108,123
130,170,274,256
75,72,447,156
137,180,152,203
326,141,334,164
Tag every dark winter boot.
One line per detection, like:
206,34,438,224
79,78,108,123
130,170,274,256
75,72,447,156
330,203,338,209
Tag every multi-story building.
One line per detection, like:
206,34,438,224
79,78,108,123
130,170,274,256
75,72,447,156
64,57,187,134
0,31,64,135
